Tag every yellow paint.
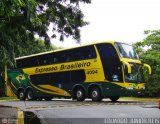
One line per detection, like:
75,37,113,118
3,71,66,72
143,63,152,74
85,45,105,82
4,66,15,96
121,58,142,64
29,82,71,96
23,60,97,75
5,83,16,96
135,83,145,89
4,65,8,84
17,109,24,124
11,81,17,90
113,82,145,90
38,85,71,96
112,82,126,88
121,60,132,73
16,75,26,81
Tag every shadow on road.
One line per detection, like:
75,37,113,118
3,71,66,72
24,111,41,124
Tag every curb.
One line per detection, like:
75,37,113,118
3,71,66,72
17,108,24,124
0,105,24,124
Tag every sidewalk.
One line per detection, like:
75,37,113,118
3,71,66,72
0,106,24,124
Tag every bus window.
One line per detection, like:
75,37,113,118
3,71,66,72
96,43,123,82
70,70,86,83
81,45,96,60
60,45,96,62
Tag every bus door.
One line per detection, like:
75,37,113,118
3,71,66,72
96,43,124,95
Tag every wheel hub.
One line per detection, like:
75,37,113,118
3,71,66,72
19,92,24,98
77,91,82,98
28,92,32,99
92,91,98,97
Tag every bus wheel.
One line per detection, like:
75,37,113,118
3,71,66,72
75,87,85,101
18,90,26,101
26,90,34,101
90,87,102,102
109,96,120,102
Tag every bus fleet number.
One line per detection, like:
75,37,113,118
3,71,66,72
87,70,98,75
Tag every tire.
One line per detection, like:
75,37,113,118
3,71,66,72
18,90,26,101
75,87,85,101
109,96,120,102
26,89,35,101
90,87,102,102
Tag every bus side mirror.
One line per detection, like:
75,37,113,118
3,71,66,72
121,60,131,74
143,63,152,75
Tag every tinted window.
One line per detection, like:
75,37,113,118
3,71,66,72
96,43,123,82
70,70,85,82
30,70,85,85
16,45,96,68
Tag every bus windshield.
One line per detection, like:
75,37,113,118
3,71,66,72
115,42,139,59
124,63,144,83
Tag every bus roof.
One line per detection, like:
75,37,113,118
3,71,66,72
15,40,117,60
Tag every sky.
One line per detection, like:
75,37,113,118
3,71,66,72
49,0,160,48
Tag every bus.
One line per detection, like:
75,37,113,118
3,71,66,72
5,41,151,101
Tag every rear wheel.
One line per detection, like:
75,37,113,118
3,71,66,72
18,90,25,101
26,89,35,101
109,96,120,102
75,87,85,101
90,87,102,102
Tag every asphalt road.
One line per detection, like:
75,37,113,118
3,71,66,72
0,99,159,124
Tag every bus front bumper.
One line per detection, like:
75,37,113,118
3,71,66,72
125,89,145,96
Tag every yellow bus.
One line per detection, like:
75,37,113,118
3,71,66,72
6,41,151,101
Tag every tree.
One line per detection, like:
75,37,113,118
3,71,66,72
0,0,91,67
14,38,58,58
0,0,91,96
134,30,160,97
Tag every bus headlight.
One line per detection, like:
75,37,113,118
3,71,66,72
126,86,133,90
142,86,145,90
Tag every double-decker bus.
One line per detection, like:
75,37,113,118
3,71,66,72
5,41,151,101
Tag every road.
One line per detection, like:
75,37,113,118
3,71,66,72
0,99,159,124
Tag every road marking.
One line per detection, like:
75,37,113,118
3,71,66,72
17,109,24,124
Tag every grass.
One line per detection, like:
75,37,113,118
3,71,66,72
121,97,160,101
0,96,159,101
0,96,17,101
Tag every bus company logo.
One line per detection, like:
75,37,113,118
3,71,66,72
35,62,91,73
35,66,58,73
1,118,8,124
60,62,91,70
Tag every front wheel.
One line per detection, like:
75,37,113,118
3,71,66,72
109,96,120,102
18,90,26,101
90,87,102,102
26,90,35,101
75,87,85,101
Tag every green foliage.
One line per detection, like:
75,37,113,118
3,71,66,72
134,30,160,97
15,38,56,58
0,0,91,96
0,0,90,67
